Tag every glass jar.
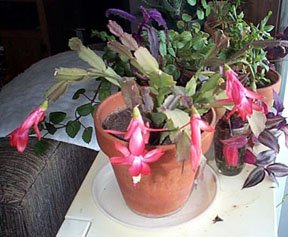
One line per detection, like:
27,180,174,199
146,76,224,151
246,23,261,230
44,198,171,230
214,115,249,176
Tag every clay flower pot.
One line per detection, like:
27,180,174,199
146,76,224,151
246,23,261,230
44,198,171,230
256,69,281,107
94,92,217,217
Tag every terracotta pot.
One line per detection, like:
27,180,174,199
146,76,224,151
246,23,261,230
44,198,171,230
257,69,281,107
94,92,217,217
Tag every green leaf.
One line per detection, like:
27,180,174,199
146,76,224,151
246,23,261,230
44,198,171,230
150,112,166,127
199,73,221,93
187,0,197,6
76,103,94,116
201,0,208,8
66,120,81,138
82,127,93,143
176,131,191,162
162,109,190,137
177,20,185,29
98,80,112,101
196,9,205,20
45,80,70,102
69,38,107,71
49,112,66,124
45,122,57,135
185,76,197,96
182,13,192,22
133,47,159,74
34,140,49,156
72,88,86,99
55,67,89,81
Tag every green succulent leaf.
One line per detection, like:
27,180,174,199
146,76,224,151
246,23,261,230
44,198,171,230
66,120,81,138
185,76,197,96
49,112,67,124
176,131,191,162
162,108,190,137
82,127,93,143
69,38,106,71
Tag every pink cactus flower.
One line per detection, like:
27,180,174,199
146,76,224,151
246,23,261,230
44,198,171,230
110,142,164,185
220,66,264,120
190,108,214,171
9,101,48,152
105,106,166,155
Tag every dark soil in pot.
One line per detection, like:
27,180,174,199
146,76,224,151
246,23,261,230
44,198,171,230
102,108,213,145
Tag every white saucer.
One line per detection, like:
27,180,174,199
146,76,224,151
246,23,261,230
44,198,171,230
92,162,218,229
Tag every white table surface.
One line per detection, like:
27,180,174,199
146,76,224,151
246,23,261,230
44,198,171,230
57,151,278,237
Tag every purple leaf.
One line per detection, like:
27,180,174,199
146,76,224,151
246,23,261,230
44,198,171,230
145,8,167,31
220,135,247,148
244,149,257,165
162,95,181,110
105,8,136,22
243,167,266,189
121,78,141,109
273,90,284,114
107,20,124,37
258,130,280,153
138,6,167,33
266,163,288,177
146,26,160,59
176,131,191,162
256,150,276,166
140,87,154,113
265,115,285,129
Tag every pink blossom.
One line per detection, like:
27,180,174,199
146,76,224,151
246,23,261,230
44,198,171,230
105,106,166,155
9,101,48,152
220,66,264,120
190,109,214,171
110,142,164,184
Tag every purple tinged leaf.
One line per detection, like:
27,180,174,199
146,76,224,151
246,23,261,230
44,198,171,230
243,167,266,189
176,131,191,162
146,9,167,30
105,8,136,22
107,41,133,59
140,87,154,113
220,135,247,148
146,26,160,59
266,163,288,177
266,170,279,186
258,130,280,153
107,20,124,37
138,6,167,34
265,116,285,129
244,149,257,165
162,95,181,110
273,90,284,114
256,150,276,166
120,33,139,51
121,79,141,109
